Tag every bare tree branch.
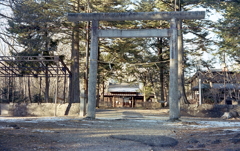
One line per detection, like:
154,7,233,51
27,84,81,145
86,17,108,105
0,12,13,20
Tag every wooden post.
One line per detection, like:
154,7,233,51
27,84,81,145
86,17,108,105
132,97,134,108
54,59,59,116
199,78,202,105
63,71,66,103
40,77,42,102
12,77,14,103
86,20,99,119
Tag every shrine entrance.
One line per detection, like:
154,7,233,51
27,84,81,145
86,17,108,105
67,11,205,120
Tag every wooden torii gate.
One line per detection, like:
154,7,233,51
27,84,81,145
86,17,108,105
68,11,205,120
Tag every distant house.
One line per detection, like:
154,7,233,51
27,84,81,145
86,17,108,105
103,83,153,108
186,69,240,105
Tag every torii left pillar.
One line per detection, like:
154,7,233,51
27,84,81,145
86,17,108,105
87,20,99,118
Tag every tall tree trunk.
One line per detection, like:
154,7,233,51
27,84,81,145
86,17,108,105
69,21,80,103
66,0,81,115
85,20,90,104
96,43,101,108
44,24,50,103
158,38,165,107
68,0,80,104
177,4,190,105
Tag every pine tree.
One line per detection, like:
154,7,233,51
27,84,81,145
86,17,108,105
215,1,240,61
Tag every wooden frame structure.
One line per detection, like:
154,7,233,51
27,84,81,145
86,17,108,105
0,56,71,77
0,55,71,116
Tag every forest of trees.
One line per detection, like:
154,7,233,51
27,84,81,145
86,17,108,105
0,0,239,106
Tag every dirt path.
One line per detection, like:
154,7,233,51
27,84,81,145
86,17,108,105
0,109,240,151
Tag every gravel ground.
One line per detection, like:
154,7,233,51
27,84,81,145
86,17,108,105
0,108,240,151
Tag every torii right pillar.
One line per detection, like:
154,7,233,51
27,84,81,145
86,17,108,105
169,18,179,121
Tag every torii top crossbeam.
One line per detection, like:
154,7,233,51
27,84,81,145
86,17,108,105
68,11,205,21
